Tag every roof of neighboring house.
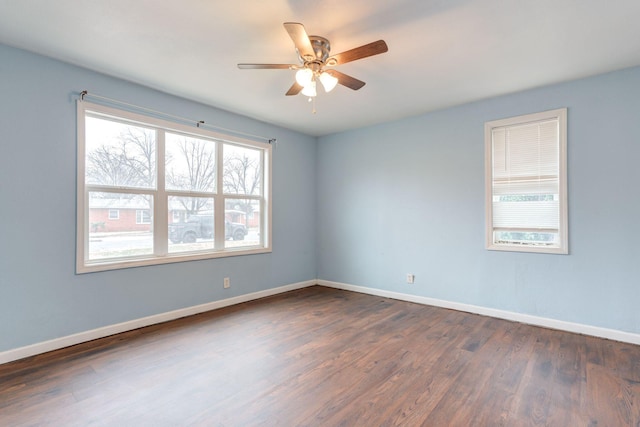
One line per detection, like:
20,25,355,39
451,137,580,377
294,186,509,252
90,199,258,213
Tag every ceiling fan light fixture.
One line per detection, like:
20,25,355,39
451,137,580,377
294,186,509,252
295,68,313,87
301,80,317,97
239,22,389,103
319,71,338,92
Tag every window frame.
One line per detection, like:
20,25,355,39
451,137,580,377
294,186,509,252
77,101,272,273
108,209,119,220
484,108,568,254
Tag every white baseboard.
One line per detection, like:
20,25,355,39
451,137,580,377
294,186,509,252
0,280,316,365
4,279,638,365
318,280,640,346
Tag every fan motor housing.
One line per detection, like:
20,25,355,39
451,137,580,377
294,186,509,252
304,36,330,63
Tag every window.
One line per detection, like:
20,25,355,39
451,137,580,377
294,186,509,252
136,209,151,224
77,101,271,273
485,108,568,254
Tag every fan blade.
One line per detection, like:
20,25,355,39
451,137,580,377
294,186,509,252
286,82,303,96
283,22,315,61
238,64,294,69
325,70,365,90
328,40,388,65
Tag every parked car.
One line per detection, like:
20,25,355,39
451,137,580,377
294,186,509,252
169,215,247,243
225,219,248,241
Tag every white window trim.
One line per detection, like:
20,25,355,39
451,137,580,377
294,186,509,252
484,108,568,254
76,101,272,273
108,209,119,220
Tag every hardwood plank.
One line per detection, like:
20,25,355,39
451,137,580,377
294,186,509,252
1,286,639,426
587,362,640,425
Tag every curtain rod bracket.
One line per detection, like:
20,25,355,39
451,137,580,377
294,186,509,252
197,120,205,128
80,90,88,101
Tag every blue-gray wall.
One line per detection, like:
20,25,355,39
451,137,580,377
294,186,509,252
0,44,317,352
2,42,639,355
317,66,640,335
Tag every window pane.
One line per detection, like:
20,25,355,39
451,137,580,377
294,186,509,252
136,209,151,224
491,118,560,236
494,230,558,247
168,196,215,253
85,116,156,189
225,199,260,248
223,145,262,195
88,192,153,260
165,133,216,193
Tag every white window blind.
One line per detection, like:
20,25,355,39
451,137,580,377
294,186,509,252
485,109,568,254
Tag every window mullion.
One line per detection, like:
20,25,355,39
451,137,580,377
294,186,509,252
214,141,224,250
155,129,168,255
223,194,262,201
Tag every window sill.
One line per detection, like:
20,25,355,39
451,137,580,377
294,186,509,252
77,246,272,274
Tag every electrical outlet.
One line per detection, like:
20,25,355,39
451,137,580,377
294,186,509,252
223,277,230,289
406,274,415,284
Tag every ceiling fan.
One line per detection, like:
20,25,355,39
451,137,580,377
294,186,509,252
238,22,388,98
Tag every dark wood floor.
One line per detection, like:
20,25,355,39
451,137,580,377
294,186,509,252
1,286,639,426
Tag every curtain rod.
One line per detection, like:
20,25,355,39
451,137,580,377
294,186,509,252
78,90,276,145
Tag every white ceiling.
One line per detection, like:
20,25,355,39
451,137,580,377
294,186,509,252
2,0,640,136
